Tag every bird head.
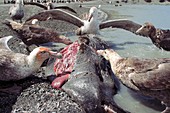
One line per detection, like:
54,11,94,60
28,47,62,67
97,49,121,61
136,22,156,37
97,49,122,72
88,7,98,22
36,47,62,61
97,49,110,60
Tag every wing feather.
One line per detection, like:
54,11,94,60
24,2,47,10
129,58,170,90
159,37,170,51
53,6,77,14
25,9,84,27
100,19,142,33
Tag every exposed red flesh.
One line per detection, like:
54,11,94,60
51,74,70,89
52,41,80,89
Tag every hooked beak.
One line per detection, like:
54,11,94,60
49,51,62,59
88,14,93,22
136,26,143,34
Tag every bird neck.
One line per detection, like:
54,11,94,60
91,15,98,22
108,53,122,72
88,16,99,28
26,53,43,70
149,26,156,38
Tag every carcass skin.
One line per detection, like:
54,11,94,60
61,35,128,113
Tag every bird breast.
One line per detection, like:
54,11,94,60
10,4,24,18
82,19,99,34
0,50,34,81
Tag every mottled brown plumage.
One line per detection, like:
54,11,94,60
3,19,72,46
97,49,170,113
136,22,170,51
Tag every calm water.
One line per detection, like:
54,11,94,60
100,4,170,58
73,4,170,113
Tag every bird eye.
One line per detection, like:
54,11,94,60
40,51,47,54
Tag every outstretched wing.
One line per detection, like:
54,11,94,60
25,9,84,27
24,2,47,10
100,19,142,34
54,6,77,14
129,58,170,90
